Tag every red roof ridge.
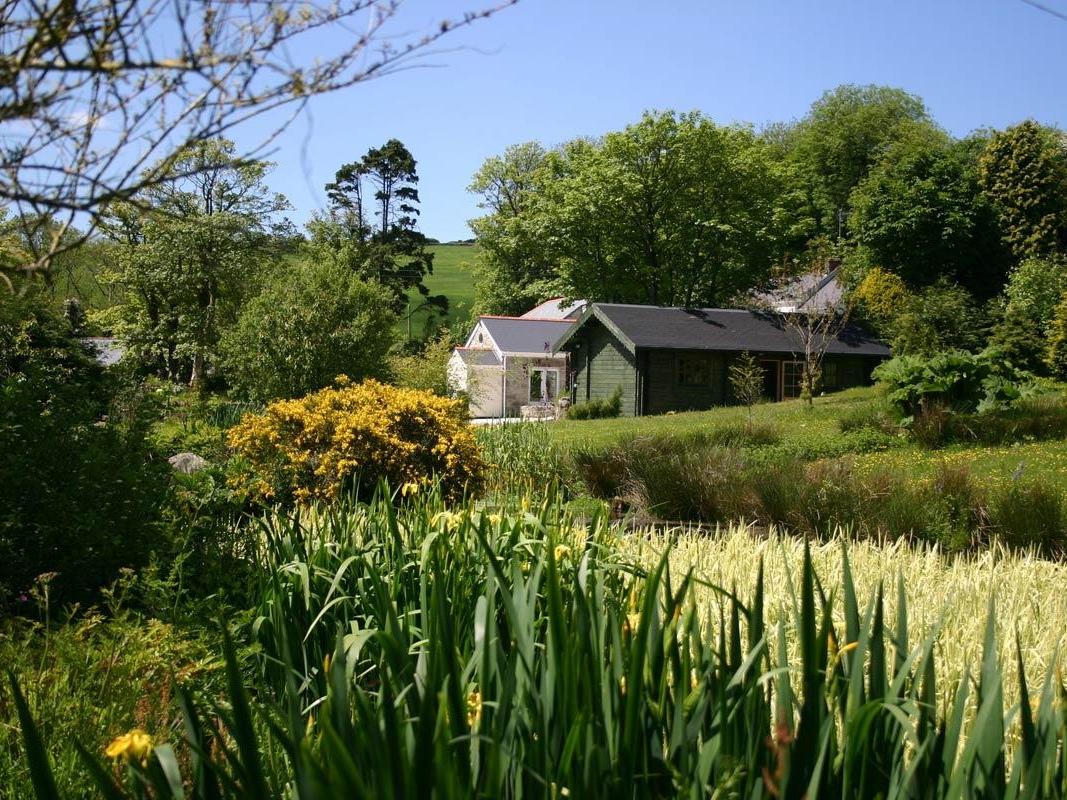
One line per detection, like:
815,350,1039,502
480,314,574,322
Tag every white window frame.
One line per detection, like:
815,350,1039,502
782,360,805,399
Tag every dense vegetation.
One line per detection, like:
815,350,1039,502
4,80,1067,798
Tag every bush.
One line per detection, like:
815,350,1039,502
566,386,622,420
988,480,1067,556
228,378,485,504
0,289,170,607
388,334,455,396
890,280,987,355
873,349,1030,422
219,261,396,403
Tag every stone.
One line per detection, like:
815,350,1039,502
168,452,209,474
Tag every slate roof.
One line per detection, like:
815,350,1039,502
479,316,575,355
454,347,501,366
754,269,843,313
82,337,125,366
520,298,587,320
561,303,889,357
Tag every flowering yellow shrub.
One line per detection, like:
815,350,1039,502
228,378,485,503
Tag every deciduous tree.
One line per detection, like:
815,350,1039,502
0,0,515,277
105,140,288,385
979,121,1067,259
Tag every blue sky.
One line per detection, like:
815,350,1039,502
241,0,1067,241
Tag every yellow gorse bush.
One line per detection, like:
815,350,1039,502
228,378,485,503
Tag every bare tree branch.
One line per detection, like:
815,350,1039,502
0,0,517,276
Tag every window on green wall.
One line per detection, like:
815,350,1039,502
677,355,710,386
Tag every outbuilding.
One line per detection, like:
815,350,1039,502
555,303,890,416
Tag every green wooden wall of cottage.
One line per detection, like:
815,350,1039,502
571,319,638,416
567,320,881,417
644,350,727,414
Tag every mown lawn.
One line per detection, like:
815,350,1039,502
549,386,887,449
548,384,1067,491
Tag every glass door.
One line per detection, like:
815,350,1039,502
529,368,559,402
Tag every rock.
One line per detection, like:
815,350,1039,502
169,452,209,474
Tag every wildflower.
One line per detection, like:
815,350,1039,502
105,729,154,766
466,688,483,728
400,482,420,497
553,544,571,561
488,512,503,526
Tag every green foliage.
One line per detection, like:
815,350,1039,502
872,349,1029,420
1003,256,1067,326
988,480,1067,555
1,597,224,797
388,334,454,396
979,120,1067,259
102,139,288,385
472,111,798,309
313,138,445,316
990,300,1048,374
787,83,934,232
0,289,170,606
219,261,396,403
1047,292,1067,379
468,142,558,315
15,490,1067,798
475,421,573,496
566,385,623,419
849,135,1008,297
890,280,987,355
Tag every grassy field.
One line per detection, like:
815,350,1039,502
548,384,1067,492
402,242,480,336
550,386,882,449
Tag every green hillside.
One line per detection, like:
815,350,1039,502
401,242,480,339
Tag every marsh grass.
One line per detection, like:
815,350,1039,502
13,490,1067,797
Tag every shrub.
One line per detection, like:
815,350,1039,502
704,419,781,448
890,280,987,355
1046,291,1067,379
623,443,748,523
566,386,622,420
219,261,396,403
988,480,1067,557
228,378,485,504
851,267,911,339
873,349,1029,421
389,334,455,396
939,392,1067,445
0,289,170,607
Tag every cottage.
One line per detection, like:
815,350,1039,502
448,298,586,418
555,303,889,416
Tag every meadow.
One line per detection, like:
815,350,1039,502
402,242,480,334
7,492,1067,797
9,379,1067,797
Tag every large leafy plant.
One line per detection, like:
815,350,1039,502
873,349,1030,420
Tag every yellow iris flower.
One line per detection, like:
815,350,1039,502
105,729,154,765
